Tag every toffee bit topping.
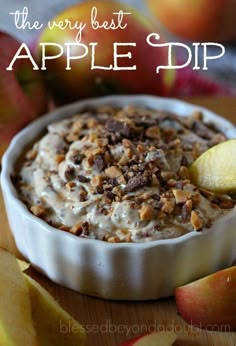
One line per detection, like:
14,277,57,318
145,126,160,139
152,194,160,201
173,189,192,205
181,155,189,166
124,175,149,193
105,166,122,178
70,221,90,236
190,210,203,231
81,221,90,236
108,178,119,187
98,207,109,215
66,181,76,191
161,199,175,214
94,154,106,172
64,166,75,181
219,200,235,209
96,186,104,194
26,149,38,161
30,205,45,218
77,175,90,183
152,200,163,210
181,199,192,222
104,190,115,201
15,103,233,243
59,225,70,232
139,204,153,221
91,176,104,187
55,154,65,165
79,189,88,202
179,166,190,180
71,154,84,165
106,119,130,137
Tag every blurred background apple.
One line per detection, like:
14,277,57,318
146,0,236,42
37,0,175,105
0,31,48,159
0,0,235,160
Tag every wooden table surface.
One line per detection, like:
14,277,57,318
1,97,236,346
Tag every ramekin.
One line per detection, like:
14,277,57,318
1,95,236,300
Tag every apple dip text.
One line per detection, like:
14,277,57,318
6,38,225,73
7,6,225,73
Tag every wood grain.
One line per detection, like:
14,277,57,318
1,97,236,346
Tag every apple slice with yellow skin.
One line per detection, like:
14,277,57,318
175,266,236,331
120,331,177,345
189,139,236,193
0,248,38,346
24,275,86,346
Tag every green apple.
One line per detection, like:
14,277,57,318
175,266,236,331
37,0,175,105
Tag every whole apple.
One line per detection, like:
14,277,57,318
146,0,236,41
0,31,48,158
175,266,236,331
37,0,174,105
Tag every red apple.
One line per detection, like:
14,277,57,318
175,266,236,331
120,331,177,345
0,31,48,158
146,0,236,42
37,0,175,105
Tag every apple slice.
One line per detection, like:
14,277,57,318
175,266,236,331
24,275,86,346
0,248,38,346
17,259,31,272
120,331,177,345
189,139,236,192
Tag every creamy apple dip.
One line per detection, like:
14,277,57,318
14,105,236,242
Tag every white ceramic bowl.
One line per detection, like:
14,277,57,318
1,95,236,300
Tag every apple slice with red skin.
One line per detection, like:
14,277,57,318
120,331,177,345
0,31,48,157
175,266,236,331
